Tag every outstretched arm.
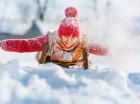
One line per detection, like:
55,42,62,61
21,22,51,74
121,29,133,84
0,34,48,53
88,42,108,56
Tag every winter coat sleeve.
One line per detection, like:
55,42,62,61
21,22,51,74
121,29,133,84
88,42,108,56
1,34,48,53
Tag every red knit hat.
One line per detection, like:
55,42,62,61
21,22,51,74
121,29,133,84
58,7,80,37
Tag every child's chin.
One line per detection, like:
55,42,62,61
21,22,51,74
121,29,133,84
65,44,72,47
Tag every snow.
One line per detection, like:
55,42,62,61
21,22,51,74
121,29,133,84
0,59,139,104
0,48,139,104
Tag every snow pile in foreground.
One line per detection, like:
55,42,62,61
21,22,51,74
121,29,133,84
0,59,139,104
128,73,140,98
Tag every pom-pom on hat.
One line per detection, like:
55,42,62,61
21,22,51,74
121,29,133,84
58,7,80,37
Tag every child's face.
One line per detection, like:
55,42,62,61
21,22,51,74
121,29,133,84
61,36,78,47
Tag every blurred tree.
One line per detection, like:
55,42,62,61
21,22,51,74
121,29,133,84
92,0,98,18
17,0,30,23
35,0,48,21
0,0,10,30
106,0,111,18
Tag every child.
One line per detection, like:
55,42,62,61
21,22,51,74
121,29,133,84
0,7,108,69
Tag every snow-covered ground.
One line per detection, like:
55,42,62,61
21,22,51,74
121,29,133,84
0,48,140,104
0,58,140,104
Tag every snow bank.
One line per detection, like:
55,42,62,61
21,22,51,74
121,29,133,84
128,73,140,98
0,59,139,104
